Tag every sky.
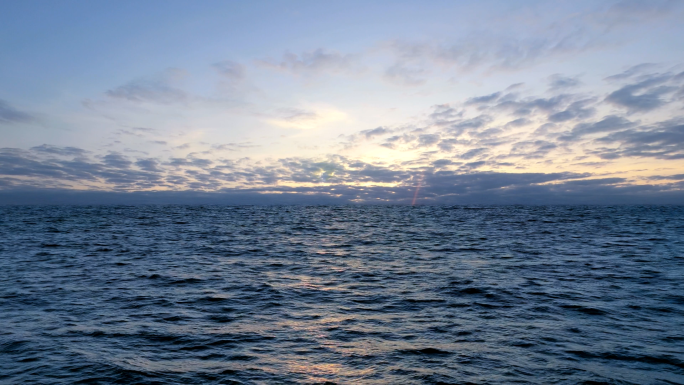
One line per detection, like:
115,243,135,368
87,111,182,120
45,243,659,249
1,0,684,204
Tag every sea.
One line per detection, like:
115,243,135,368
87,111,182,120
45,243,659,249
1,205,683,384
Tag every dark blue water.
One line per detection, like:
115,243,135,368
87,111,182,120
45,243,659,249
1,206,683,384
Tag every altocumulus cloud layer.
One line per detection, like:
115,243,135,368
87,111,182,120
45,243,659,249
1,0,683,204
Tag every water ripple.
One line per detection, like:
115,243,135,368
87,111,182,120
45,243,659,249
1,205,683,384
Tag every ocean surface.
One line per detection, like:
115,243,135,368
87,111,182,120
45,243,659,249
1,205,683,385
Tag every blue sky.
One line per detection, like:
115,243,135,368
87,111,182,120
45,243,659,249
1,0,684,204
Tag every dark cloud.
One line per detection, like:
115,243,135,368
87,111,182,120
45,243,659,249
378,133,416,149
593,119,684,159
135,158,161,172
1,147,682,204
417,134,440,147
508,140,557,159
5,61,684,204
432,159,455,167
0,148,166,190
335,64,684,172
0,148,576,198
102,153,133,169
460,161,487,170
492,94,568,116
360,127,391,139
559,115,634,141
429,104,462,122
470,127,503,139
560,177,626,186
337,127,394,150
604,63,658,82
447,115,492,135
606,74,678,112
548,100,596,122
505,118,531,128
168,156,213,169
4,179,682,205
648,174,684,180
459,148,487,159
0,99,34,124
437,138,460,152
421,171,584,197
31,145,87,157
466,92,501,105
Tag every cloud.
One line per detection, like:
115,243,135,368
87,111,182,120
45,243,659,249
331,64,684,176
257,49,357,76
133,127,156,133
105,68,189,104
459,148,487,160
604,63,659,82
267,107,346,129
446,115,492,136
601,0,680,27
0,99,34,124
432,159,455,167
383,63,427,86
30,145,87,157
548,74,582,90
0,146,564,194
547,100,596,122
377,2,681,83
0,145,682,204
135,158,161,172
505,118,531,128
106,81,188,104
508,140,557,159
417,134,441,147
102,153,133,169
605,74,679,113
3,58,684,203
360,127,391,139
421,171,584,196
210,143,259,152
466,92,502,105
593,119,684,159
559,115,634,141
213,60,246,81
429,104,462,122
648,174,684,180
5,178,683,205
490,94,568,117
0,147,166,190
385,31,591,75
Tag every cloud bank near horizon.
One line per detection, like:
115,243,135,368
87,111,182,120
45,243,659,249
1,1,683,204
